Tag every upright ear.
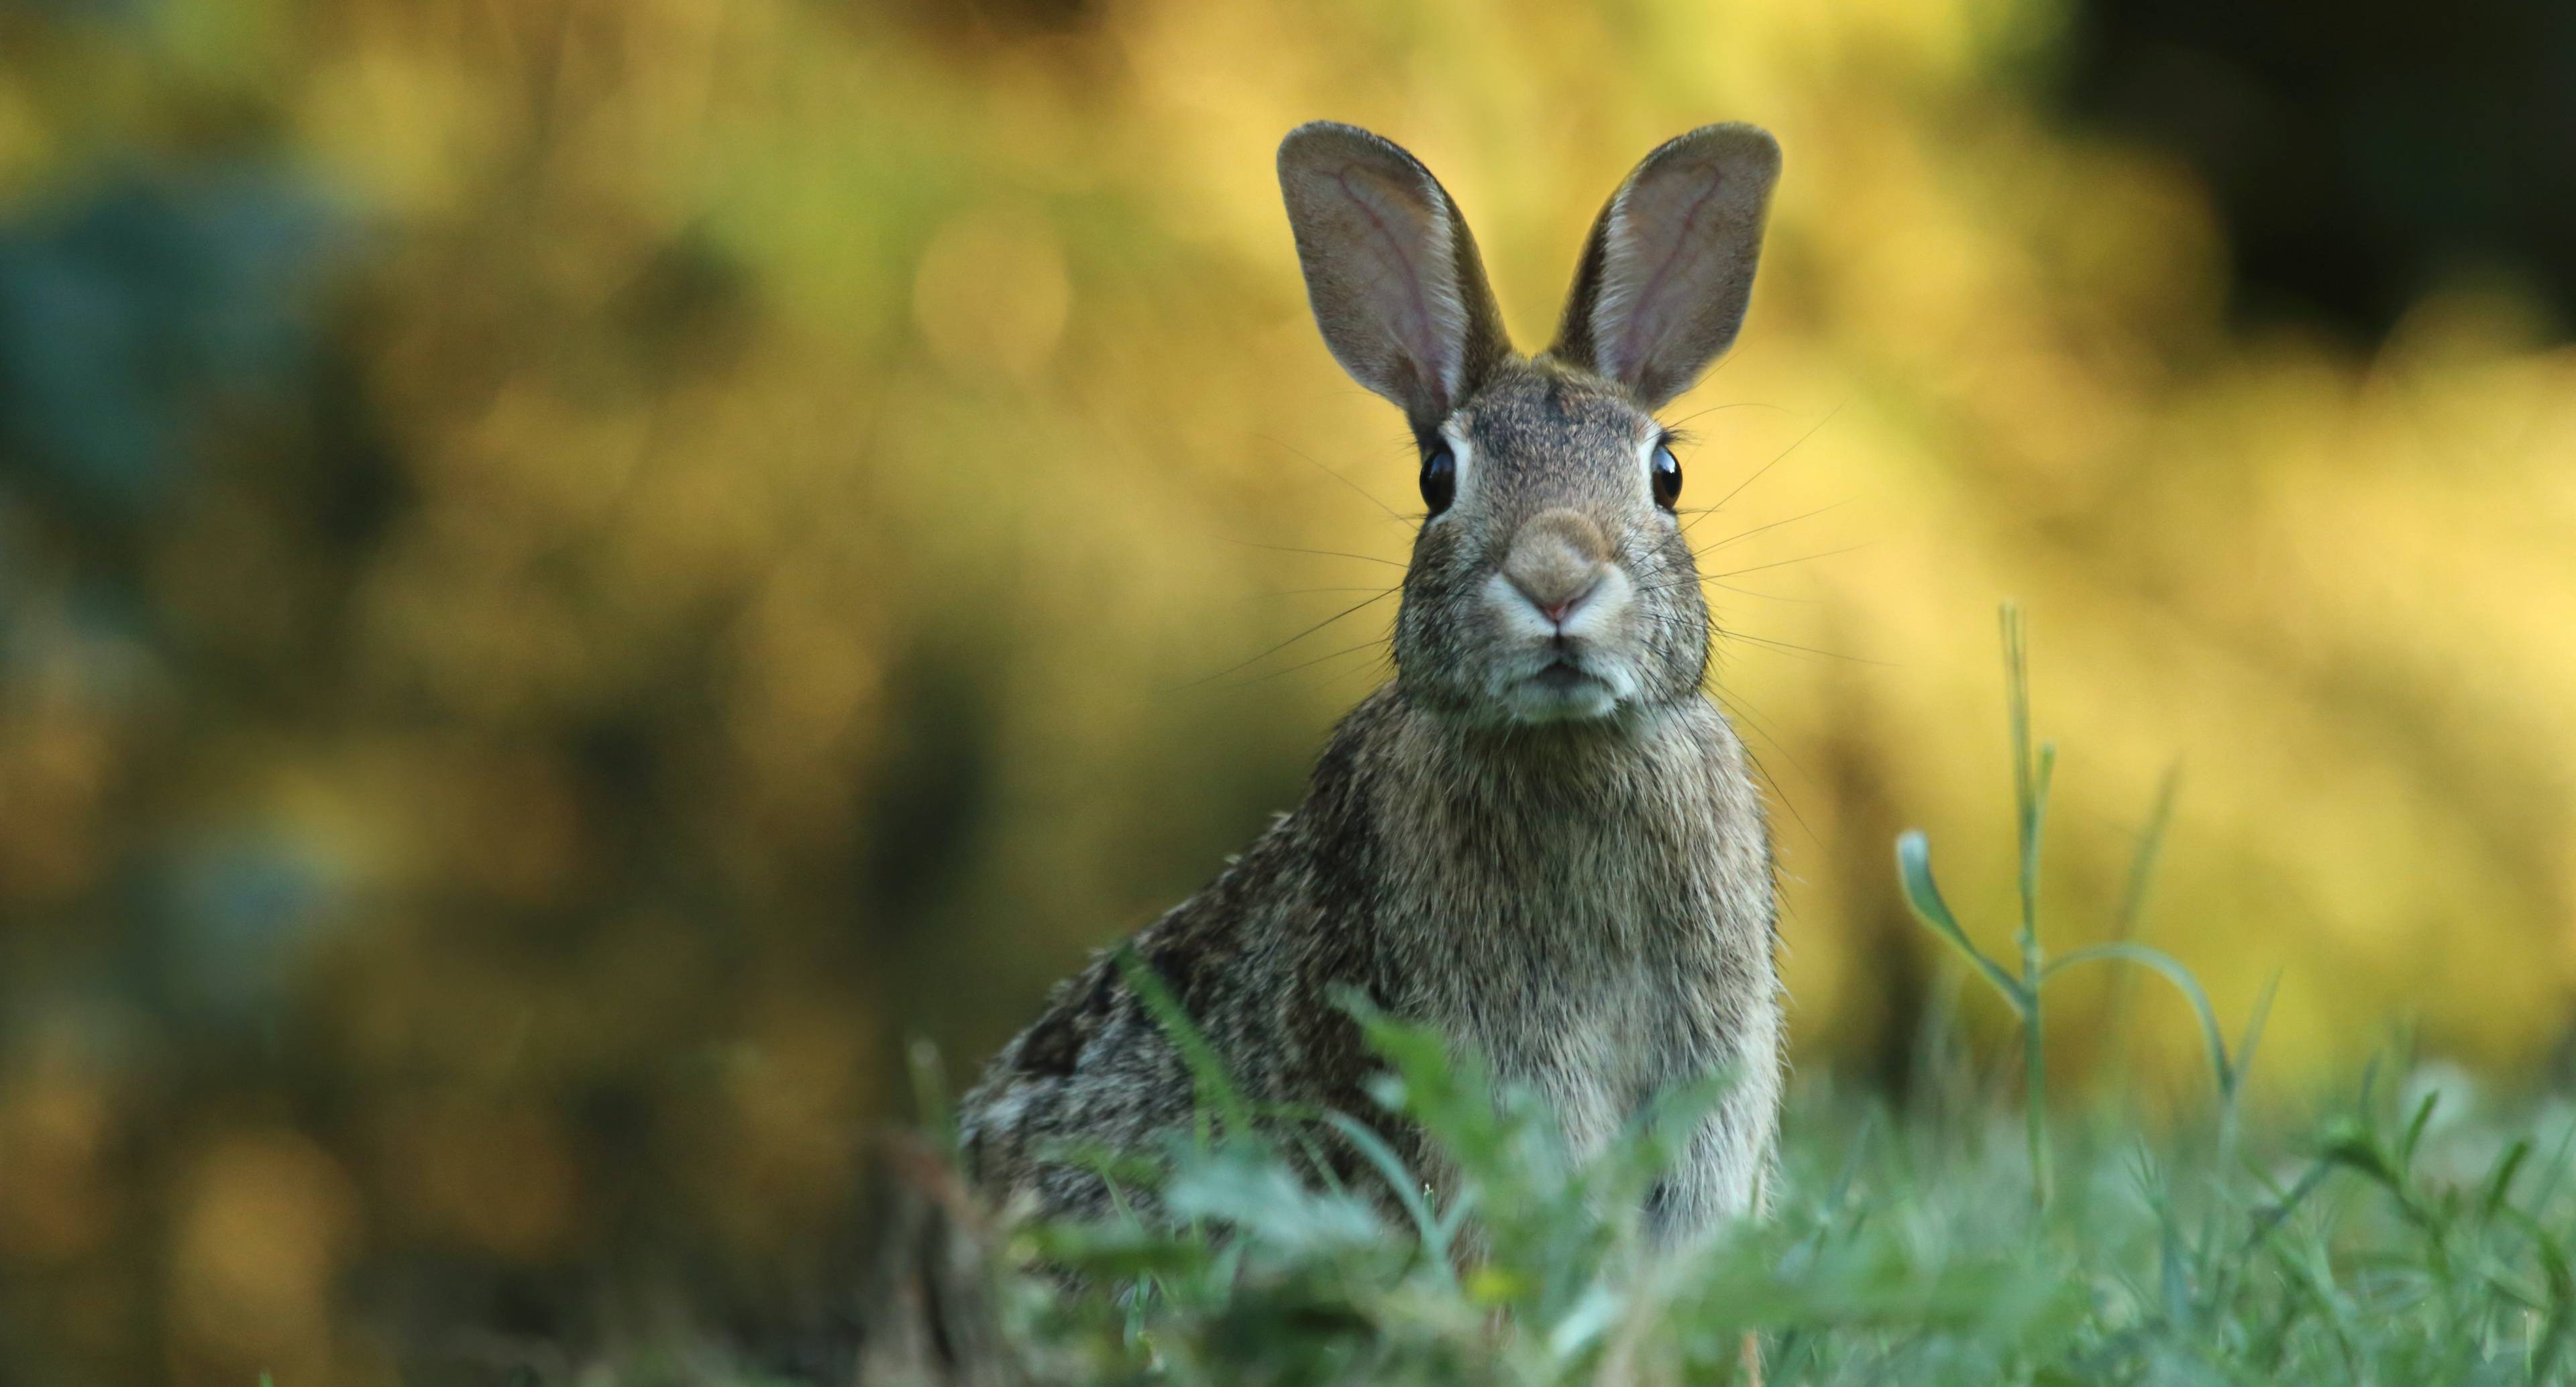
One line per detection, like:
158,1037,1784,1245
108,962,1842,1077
1277,122,1511,433
1550,124,1780,410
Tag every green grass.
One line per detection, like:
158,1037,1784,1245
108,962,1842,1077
849,610,2576,1386
982,1060,2573,1385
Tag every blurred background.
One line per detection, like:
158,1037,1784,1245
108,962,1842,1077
3,0,2574,1380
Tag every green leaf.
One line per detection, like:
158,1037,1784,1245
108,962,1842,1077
1322,1111,1450,1266
1026,1218,1214,1280
1895,830,2027,1014
2479,1138,2532,1221
2043,942,2233,1099
1115,944,1251,1138
2398,1090,2440,1170
1546,1279,1627,1360
1163,1145,1385,1256
2234,972,2281,1102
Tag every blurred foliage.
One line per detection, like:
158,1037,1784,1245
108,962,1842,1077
0,0,2572,1380
2061,0,2576,339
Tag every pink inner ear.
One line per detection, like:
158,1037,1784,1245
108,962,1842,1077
1339,171,1463,391
1320,164,1460,396
1603,162,1728,386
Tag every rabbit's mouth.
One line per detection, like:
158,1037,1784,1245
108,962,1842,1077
1470,565,1644,723
1499,652,1627,723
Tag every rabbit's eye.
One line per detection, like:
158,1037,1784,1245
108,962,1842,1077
1419,443,1457,516
1652,443,1683,509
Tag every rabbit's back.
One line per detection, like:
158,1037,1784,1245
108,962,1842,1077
957,716,1397,1217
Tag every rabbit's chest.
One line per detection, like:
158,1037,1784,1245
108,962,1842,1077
1389,818,1770,1158
1361,699,1778,1160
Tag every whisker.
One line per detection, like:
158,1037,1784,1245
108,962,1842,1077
1181,588,1399,688
1700,402,1843,518
1707,685,1819,846
1229,540,1409,569
1633,557,1847,600
1703,543,1874,580
1707,684,1819,786
1706,581,1817,604
1256,435,1409,524
1309,647,1401,699
1616,605,1889,668
1713,628,1894,667
1204,636,1393,692
1660,399,1797,432
1690,497,1851,547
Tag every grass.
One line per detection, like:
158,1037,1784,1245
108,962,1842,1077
931,1021,2576,1385
822,608,2576,1387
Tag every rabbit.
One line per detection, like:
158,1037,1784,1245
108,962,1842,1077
957,121,1784,1250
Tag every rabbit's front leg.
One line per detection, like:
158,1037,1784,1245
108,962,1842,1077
1640,1011,1780,1248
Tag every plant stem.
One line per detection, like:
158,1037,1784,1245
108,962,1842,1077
2003,604,2054,1209
2023,978,2049,1209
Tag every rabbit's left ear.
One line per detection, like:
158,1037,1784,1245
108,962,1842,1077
1279,122,1511,433
1550,124,1780,409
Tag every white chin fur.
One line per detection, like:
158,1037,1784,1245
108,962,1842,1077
1477,569,1644,723
1501,670,1625,723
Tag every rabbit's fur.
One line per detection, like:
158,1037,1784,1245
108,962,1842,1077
959,121,1784,1247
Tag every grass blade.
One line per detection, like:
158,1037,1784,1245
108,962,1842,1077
1115,944,1252,1138
2043,942,2234,1100
1323,1111,1450,1268
1896,830,2028,1013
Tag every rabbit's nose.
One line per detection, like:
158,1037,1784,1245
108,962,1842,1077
1503,508,1611,626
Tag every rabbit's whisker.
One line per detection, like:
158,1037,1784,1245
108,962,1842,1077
1711,628,1892,666
1690,497,1851,549
1184,589,1401,688
1257,435,1412,524
1707,581,1816,604
1206,636,1393,693
1700,544,1874,580
1230,540,1409,568
1626,543,1870,602
1311,649,1403,700
1705,685,1818,846
1693,402,1841,521
1659,399,1796,432
1704,683,1819,787
1617,607,1886,667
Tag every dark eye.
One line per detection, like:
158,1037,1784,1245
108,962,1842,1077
1420,442,1456,516
1651,442,1683,509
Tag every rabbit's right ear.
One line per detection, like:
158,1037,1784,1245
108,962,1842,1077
1278,123,1511,433
1550,124,1780,409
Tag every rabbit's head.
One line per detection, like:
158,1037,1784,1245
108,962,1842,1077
1279,123,1779,726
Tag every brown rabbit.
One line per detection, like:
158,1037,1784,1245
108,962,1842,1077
958,121,1784,1247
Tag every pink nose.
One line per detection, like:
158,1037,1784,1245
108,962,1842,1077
1512,573,1600,628
1503,508,1612,628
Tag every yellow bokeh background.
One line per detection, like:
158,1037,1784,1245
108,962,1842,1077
1,0,2571,1378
